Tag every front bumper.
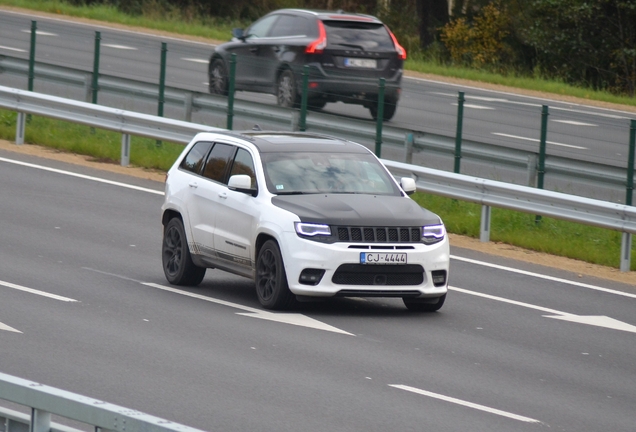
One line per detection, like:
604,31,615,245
279,231,450,298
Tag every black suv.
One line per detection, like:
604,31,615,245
208,9,406,121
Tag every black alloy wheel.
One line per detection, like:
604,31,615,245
276,69,299,108
209,59,229,96
162,218,206,286
369,98,398,121
255,240,296,309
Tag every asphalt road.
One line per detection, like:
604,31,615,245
1,7,635,171
1,148,635,431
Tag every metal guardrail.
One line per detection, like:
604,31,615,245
0,55,632,197
0,372,206,432
0,84,633,271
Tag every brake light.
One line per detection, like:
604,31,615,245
306,21,327,54
386,26,407,60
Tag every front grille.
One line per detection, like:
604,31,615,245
336,226,421,243
332,264,424,286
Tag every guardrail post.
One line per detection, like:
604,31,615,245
30,408,50,432
121,134,130,167
375,78,385,157
16,112,26,145
92,31,100,104
626,119,635,206
184,92,193,122
28,21,37,92
404,132,414,164
454,91,465,173
527,154,538,187
480,205,491,242
227,53,236,130
299,65,309,132
620,233,632,272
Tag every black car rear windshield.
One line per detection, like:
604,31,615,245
323,21,394,51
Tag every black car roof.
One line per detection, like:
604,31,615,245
272,8,382,24
225,131,371,154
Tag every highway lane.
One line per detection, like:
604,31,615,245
1,8,635,170
1,150,635,431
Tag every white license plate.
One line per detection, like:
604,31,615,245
344,58,377,68
360,252,407,265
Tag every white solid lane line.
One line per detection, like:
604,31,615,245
102,44,137,50
21,29,57,36
0,280,77,302
0,157,164,195
389,384,542,424
451,255,636,298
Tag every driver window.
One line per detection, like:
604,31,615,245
229,148,257,189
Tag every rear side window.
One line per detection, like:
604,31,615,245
180,141,213,174
202,143,235,183
323,21,394,50
246,14,279,39
269,15,317,38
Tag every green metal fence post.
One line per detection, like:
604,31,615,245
454,91,465,173
91,31,101,104
375,78,385,157
227,53,236,130
28,21,37,92
536,105,549,223
299,65,309,132
626,119,635,206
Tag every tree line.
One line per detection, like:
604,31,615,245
70,0,636,97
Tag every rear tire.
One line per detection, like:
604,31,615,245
403,294,446,312
369,98,398,121
162,218,206,286
255,240,296,310
209,59,228,96
277,69,299,108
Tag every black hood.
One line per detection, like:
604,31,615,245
272,194,441,226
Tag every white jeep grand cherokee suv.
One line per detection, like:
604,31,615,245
161,131,449,311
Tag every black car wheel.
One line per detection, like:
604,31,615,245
403,294,446,312
369,98,398,121
209,59,229,96
162,218,206,286
256,240,295,309
276,69,299,108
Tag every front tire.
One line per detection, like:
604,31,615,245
403,294,446,312
276,69,299,108
209,58,228,96
255,240,295,310
162,218,206,286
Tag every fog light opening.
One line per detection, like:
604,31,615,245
299,269,325,286
431,270,447,287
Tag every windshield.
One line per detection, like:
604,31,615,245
262,151,400,195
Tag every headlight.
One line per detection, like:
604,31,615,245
422,224,445,244
295,222,331,237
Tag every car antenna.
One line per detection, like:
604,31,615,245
252,124,262,131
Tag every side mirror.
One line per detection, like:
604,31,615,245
228,174,257,196
400,177,416,195
232,28,245,40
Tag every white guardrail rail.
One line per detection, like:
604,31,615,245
0,84,634,273
0,372,206,432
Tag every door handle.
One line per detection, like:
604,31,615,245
189,182,198,188
249,47,259,53
218,192,228,199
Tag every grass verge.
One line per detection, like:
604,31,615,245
1,109,633,271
